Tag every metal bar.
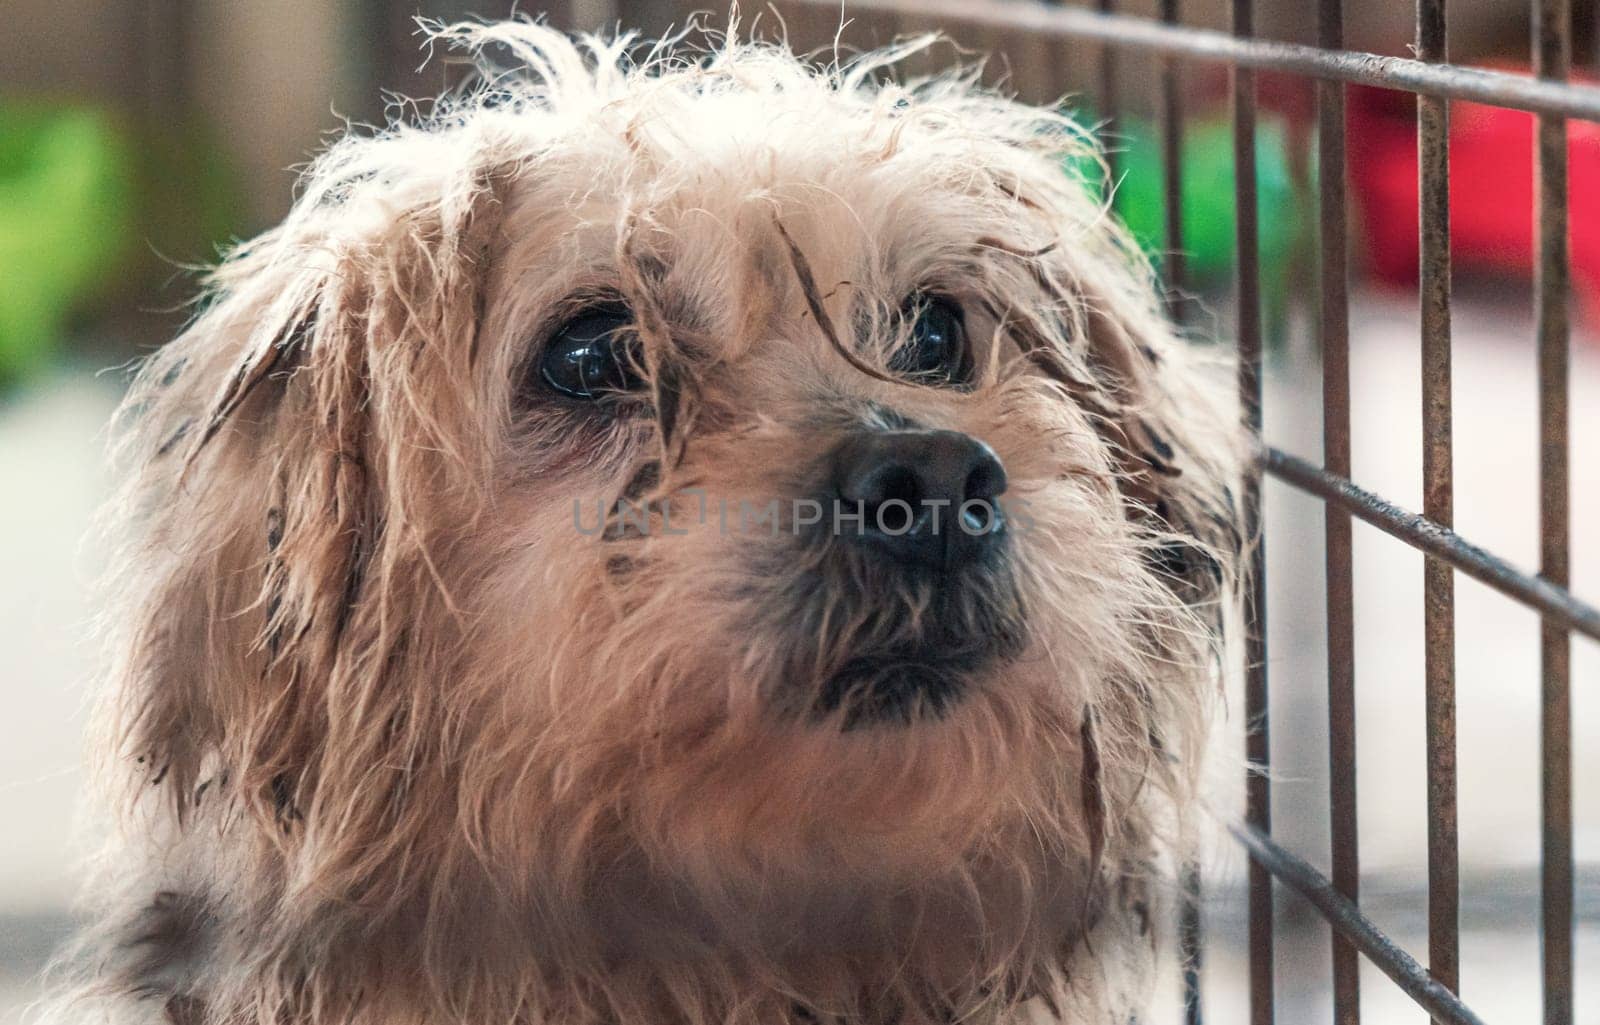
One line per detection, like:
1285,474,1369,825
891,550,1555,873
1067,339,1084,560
1159,0,1186,325
784,0,1600,123
1230,825,1490,1025
1416,0,1460,1000
1262,448,1600,642
568,0,620,30
1098,0,1119,180
1156,5,1203,1021
1534,0,1574,1020
1179,864,1203,1025
1231,0,1271,1022
362,0,425,120
136,0,194,120
1317,0,1359,1022
1261,448,1600,640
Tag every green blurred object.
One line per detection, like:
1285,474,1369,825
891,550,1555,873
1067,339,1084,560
136,117,247,293
0,100,245,390
0,102,135,384
1071,114,1305,294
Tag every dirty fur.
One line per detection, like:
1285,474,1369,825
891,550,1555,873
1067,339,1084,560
42,17,1243,1025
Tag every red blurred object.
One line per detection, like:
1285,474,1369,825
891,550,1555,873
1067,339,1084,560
1347,72,1600,319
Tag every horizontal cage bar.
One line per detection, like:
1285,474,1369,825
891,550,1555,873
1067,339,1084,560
742,6,1597,1025
1262,447,1600,643
787,0,1600,122
1232,825,1488,1025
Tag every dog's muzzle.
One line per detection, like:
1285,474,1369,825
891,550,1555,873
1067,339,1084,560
827,428,1008,569
795,428,1021,727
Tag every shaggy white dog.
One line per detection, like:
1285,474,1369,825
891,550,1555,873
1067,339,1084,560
45,20,1241,1025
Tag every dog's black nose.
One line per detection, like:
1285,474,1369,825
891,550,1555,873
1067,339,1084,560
829,429,1008,567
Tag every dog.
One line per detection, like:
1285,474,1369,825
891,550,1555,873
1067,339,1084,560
44,19,1243,1025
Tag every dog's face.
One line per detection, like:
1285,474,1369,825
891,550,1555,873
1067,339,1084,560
92,24,1240,1025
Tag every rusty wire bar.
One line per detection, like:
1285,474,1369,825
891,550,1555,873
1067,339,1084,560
1416,1,1460,1011
760,5,1596,1024
365,0,412,106
1230,0,1272,1022
787,0,1600,123
1154,3,1203,1021
1261,448,1600,641
1534,0,1574,1022
138,0,194,121
1178,865,1203,1025
1316,0,1359,1022
1097,0,1119,179
1158,0,1186,325
1231,825,1488,1025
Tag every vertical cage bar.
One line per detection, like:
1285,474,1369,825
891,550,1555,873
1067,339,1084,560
132,0,194,123
1179,864,1203,1025
1098,0,1119,178
159,0,195,116
567,0,620,31
1232,0,1271,1023
1416,0,1460,1015
1317,0,1359,1022
1534,1,1574,1022
1156,5,1203,1021
1159,0,1186,325
360,0,425,119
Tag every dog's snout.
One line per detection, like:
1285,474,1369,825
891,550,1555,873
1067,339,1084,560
829,429,1008,567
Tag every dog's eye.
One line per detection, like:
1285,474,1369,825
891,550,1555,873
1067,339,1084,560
891,295,968,385
539,304,643,400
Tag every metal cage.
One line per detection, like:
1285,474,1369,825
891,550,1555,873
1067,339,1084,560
761,5,1596,1024
366,3,1599,1022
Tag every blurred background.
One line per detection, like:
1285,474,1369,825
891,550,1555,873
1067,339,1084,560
2,1,1597,1022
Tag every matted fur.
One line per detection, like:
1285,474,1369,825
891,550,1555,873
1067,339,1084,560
43,18,1243,1025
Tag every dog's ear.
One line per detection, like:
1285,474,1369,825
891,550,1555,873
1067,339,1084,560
1076,292,1244,615
106,159,510,843
964,133,1246,618
985,170,1245,858
1001,240,1243,621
